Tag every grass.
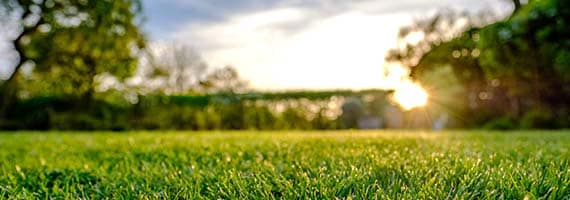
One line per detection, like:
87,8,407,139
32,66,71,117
0,130,569,199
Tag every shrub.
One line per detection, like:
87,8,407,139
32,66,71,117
483,116,517,130
520,109,557,129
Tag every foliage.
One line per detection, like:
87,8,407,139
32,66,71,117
519,109,557,129
482,116,517,130
477,0,570,115
389,0,570,129
136,43,208,94
1,0,145,101
199,66,249,94
0,131,568,199
0,93,336,130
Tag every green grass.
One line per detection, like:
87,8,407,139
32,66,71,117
0,130,569,199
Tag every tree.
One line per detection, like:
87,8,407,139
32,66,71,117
0,0,47,114
385,10,499,126
136,43,208,94
477,0,570,120
388,0,570,128
199,66,249,94
1,0,145,106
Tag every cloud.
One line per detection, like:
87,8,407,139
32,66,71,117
170,8,413,89
165,0,507,90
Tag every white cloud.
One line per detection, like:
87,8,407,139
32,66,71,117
167,0,508,90
171,7,410,89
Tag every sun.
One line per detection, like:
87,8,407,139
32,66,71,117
392,82,429,110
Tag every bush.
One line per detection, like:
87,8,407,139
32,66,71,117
483,116,517,130
520,109,557,129
49,112,100,130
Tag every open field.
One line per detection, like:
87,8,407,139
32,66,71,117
0,130,569,199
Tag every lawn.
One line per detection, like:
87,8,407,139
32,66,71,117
0,130,569,199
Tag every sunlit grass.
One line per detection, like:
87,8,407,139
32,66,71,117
0,130,568,199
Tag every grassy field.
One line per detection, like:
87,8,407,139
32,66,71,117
0,130,569,199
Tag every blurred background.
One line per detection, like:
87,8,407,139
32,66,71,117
0,0,568,131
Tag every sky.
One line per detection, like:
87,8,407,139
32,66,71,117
140,0,510,90
0,0,512,90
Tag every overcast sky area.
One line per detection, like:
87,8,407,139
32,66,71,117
1,0,513,90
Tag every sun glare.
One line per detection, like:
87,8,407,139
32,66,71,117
392,82,429,110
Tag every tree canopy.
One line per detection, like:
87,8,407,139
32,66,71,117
389,0,569,128
1,0,145,102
